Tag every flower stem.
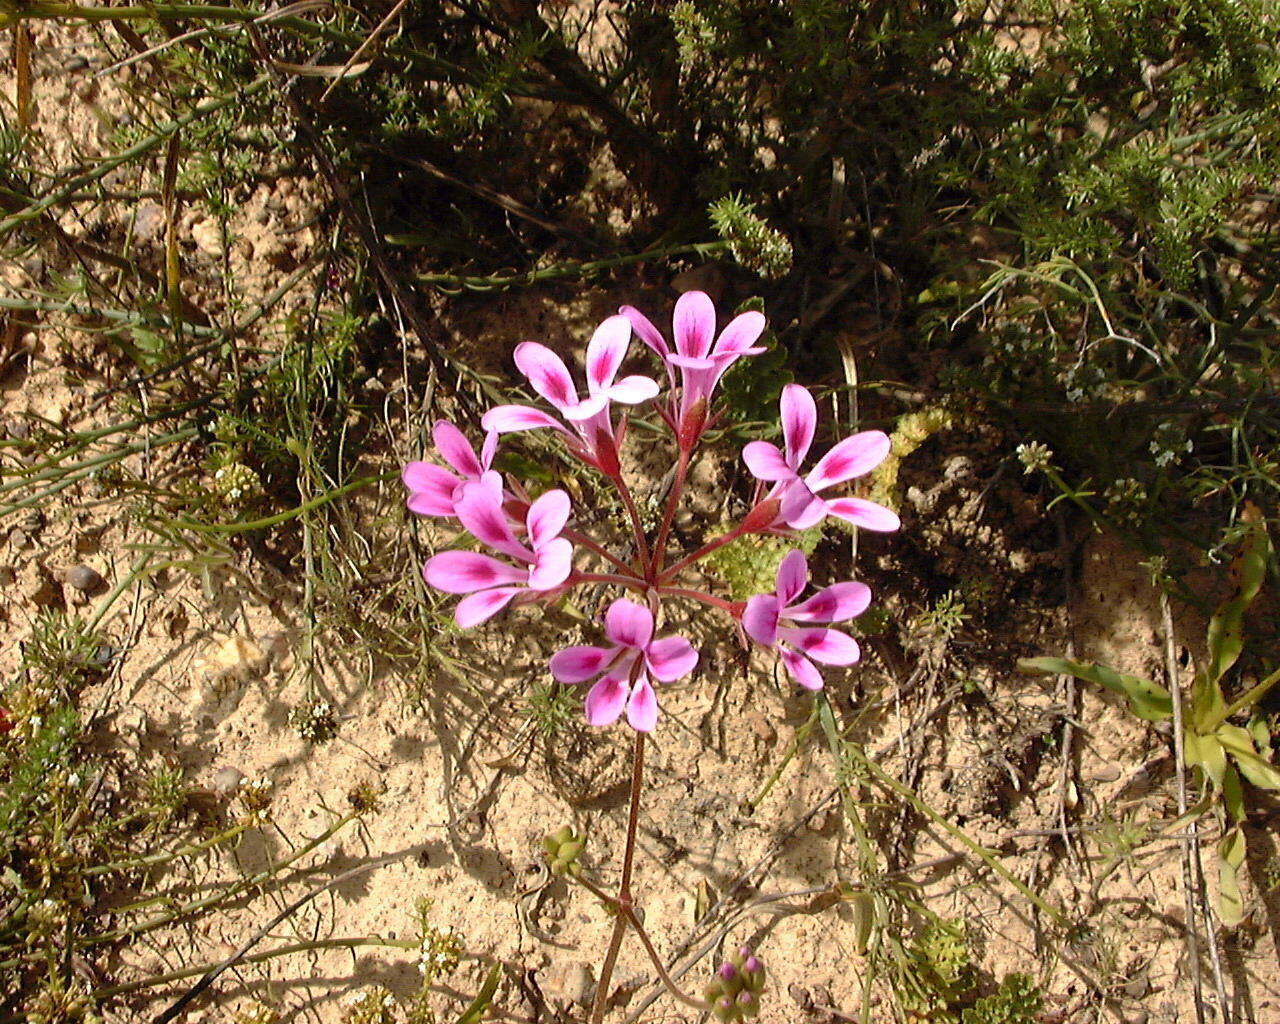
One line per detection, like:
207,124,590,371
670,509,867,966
657,526,744,584
609,469,653,573
562,527,644,577
657,585,740,614
589,732,646,1024
650,450,689,575
622,906,712,1012
575,572,650,593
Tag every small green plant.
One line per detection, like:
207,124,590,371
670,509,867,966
961,973,1041,1024
525,681,579,738
1022,513,1280,923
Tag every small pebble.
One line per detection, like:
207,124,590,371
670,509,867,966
211,766,246,797
64,564,105,592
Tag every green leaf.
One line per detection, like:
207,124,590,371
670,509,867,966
1018,657,1172,721
1221,763,1245,823
1190,669,1228,734
1218,725,1280,791
1216,826,1247,927
454,964,502,1024
1205,515,1270,685
1185,731,1227,788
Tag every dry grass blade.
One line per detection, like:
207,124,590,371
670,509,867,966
13,23,33,130
317,0,408,103
162,135,182,327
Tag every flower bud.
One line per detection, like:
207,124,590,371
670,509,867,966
678,396,709,453
592,426,621,478
712,995,736,1021
737,991,759,1017
718,962,737,982
740,498,781,533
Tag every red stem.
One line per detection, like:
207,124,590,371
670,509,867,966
657,526,744,584
562,527,642,577
658,585,740,614
650,449,689,576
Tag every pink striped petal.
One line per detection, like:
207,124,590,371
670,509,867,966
619,305,671,359
806,431,891,491
605,598,654,649
606,375,660,404
779,626,861,665
550,644,615,682
480,431,499,470
673,291,716,359
779,648,825,691
743,441,793,482
787,581,872,622
455,586,522,628
528,536,573,590
403,462,461,516
626,674,658,732
514,342,579,411
667,353,718,372
780,481,827,529
712,311,767,356
455,483,526,560
526,489,571,549
424,551,525,593
482,404,571,436
780,384,816,469
825,498,901,532
742,594,781,647
562,391,609,422
584,673,629,727
645,635,699,682
433,420,483,479
585,315,631,394
776,549,809,606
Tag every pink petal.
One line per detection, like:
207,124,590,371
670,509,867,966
780,481,827,529
779,648,825,691
605,598,654,649
619,305,671,359
645,635,699,682
514,342,579,411
454,483,527,560
825,498,901,533
606,375,660,404
787,581,872,622
526,489,571,549
806,431,892,491
455,586,521,628
585,315,631,394
584,673,629,727
424,551,525,593
482,404,571,436
480,431,499,470
712,311,767,356
672,291,716,360
742,594,781,646
550,645,615,682
780,384,816,469
626,674,659,733
667,353,718,372
775,549,809,606
528,536,573,590
432,420,483,479
403,462,460,516
779,626,861,665
561,391,610,422
743,441,793,482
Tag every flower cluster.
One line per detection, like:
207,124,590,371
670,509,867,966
404,292,897,733
704,946,766,1021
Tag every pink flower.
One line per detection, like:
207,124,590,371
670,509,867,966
402,420,501,517
482,315,658,474
423,484,574,627
741,549,870,691
742,384,899,532
549,598,699,732
620,291,766,448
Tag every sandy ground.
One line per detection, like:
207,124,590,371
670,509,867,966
4,17,1280,1024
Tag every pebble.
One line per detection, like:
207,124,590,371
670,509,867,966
543,961,595,1008
64,564,105,592
211,766,246,797
747,710,777,745
190,218,224,258
0,565,15,587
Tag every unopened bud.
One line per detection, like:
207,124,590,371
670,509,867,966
678,396,709,453
718,962,737,982
592,426,621,478
737,991,758,1017
713,996,736,1021
740,499,781,533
